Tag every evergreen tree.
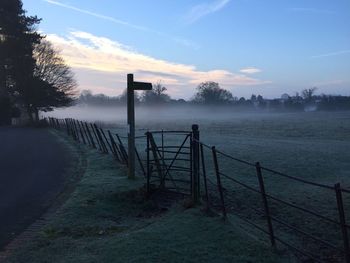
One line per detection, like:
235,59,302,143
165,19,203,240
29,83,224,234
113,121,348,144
0,0,42,123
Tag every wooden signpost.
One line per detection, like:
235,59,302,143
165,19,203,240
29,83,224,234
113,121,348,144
127,74,152,179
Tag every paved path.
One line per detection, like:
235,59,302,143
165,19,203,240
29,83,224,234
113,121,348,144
0,127,71,249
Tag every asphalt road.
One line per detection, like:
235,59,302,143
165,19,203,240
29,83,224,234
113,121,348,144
0,127,71,249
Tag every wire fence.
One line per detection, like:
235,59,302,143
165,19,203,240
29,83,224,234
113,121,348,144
47,117,350,263
197,140,350,263
46,117,146,176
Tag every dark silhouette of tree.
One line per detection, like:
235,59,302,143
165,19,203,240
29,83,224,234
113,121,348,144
141,81,170,105
250,94,257,102
193,81,233,104
29,40,77,120
0,0,42,123
77,89,140,107
0,94,12,125
115,89,140,105
301,87,317,102
34,40,76,97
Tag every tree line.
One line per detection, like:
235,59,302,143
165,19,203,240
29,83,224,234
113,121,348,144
0,0,76,125
78,82,350,112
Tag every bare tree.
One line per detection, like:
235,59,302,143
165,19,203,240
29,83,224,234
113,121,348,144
33,40,77,97
28,39,77,120
141,81,170,104
301,87,317,101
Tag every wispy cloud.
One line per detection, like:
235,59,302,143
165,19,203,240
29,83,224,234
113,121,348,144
184,0,231,24
47,31,268,97
239,67,262,74
288,7,335,15
311,50,350,58
44,0,149,31
43,0,199,49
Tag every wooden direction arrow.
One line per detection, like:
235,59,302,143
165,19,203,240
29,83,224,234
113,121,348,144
133,81,152,91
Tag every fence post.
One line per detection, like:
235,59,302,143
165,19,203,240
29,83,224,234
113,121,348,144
100,129,113,153
94,124,105,152
72,120,80,143
55,119,60,130
81,121,91,146
146,132,150,195
335,183,350,263
191,124,200,204
200,143,210,210
135,146,146,177
94,125,108,153
255,162,275,247
68,119,76,140
148,133,164,188
85,123,96,148
108,131,120,161
212,146,227,219
91,123,102,151
65,119,70,136
77,121,86,145
116,134,128,165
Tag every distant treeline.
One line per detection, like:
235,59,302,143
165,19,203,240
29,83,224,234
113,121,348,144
77,82,350,112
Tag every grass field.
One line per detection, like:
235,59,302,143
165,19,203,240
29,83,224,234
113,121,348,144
48,108,350,261
4,131,292,263
107,110,350,261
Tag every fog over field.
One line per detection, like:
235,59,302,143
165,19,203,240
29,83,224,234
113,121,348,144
47,106,350,185
46,104,328,125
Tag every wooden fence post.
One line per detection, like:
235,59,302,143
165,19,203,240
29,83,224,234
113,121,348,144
85,123,96,148
94,125,108,153
108,131,120,161
192,124,200,204
146,132,150,195
335,183,350,263
65,119,70,136
116,134,128,165
148,133,164,188
200,143,210,210
68,119,76,140
72,120,80,143
256,162,275,247
212,146,227,219
80,121,89,145
77,121,86,145
100,129,113,153
90,123,102,151
135,146,146,177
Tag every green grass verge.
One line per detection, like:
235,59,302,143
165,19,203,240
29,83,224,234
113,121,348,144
5,132,293,263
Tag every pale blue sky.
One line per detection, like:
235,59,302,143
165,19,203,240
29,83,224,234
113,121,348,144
24,0,350,98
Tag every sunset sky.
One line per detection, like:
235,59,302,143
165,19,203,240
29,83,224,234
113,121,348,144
24,0,350,99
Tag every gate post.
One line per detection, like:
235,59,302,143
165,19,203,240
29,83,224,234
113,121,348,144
146,132,150,195
335,183,350,263
191,124,200,204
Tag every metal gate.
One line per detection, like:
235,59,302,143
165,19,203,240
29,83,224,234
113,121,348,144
145,127,198,197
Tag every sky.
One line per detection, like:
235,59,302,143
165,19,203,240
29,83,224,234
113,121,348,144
23,0,350,99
